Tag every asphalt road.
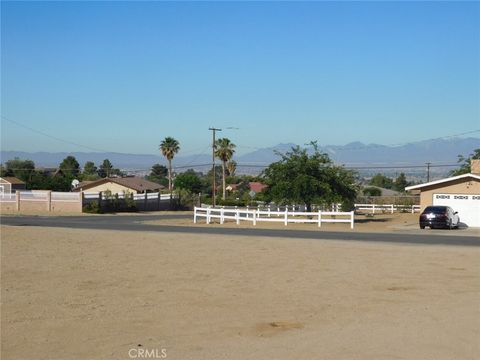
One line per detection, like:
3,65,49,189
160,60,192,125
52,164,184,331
1,214,479,247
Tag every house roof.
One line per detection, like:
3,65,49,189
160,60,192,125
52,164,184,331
0,176,26,185
249,182,267,193
405,173,480,191
74,177,164,192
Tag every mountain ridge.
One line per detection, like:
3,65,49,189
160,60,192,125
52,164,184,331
1,137,479,172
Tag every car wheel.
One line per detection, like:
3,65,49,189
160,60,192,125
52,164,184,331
420,225,425,229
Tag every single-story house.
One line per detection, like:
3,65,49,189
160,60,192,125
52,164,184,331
224,182,268,194
0,176,26,193
73,177,164,194
405,160,480,227
249,182,268,194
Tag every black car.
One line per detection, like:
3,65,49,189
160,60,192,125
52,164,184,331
419,205,460,229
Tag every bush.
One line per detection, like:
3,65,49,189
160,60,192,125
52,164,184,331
83,201,102,214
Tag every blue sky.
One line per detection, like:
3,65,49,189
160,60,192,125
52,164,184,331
1,1,479,156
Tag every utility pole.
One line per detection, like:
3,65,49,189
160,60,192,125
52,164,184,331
426,162,431,182
209,127,222,207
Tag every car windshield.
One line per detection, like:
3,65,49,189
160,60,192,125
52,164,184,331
424,206,447,214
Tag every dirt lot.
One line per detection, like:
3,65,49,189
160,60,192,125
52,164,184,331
1,224,479,360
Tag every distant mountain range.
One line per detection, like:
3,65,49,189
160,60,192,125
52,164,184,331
1,137,479,175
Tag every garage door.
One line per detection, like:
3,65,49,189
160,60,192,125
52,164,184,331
433,194,480,227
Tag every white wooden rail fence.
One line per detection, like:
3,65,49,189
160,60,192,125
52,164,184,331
194,207,355,229
354,203,421,214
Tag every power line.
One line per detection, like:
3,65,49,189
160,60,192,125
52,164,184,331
2,163,461,171
1,115,112,153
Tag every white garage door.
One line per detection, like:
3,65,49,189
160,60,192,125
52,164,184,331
433,194,480,227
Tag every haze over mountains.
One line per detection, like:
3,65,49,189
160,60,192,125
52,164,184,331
1,137,479,174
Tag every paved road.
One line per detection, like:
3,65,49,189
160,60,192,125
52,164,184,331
1,214,479,247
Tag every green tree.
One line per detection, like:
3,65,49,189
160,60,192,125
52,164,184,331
59,156,80,178
83,161,97,176
147,163,168,186
363,186,382,197
369,173,394,189
215,138,236,200
450,148,480,176
262,145,357,211
4,158,35,182
394,173,408,192
175,169,203,194
98,159,114,178
159,137,180,192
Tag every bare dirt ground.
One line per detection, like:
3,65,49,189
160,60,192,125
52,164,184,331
1,224,479,360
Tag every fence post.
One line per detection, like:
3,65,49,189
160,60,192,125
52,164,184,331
220,207,224,224
372,204,375,214
350,211,354,229
318,210,322,228
206,207,211,224
268,205,271,217
236,209,240,225
284,208,288,226
47,191,52,212
390,204,394,214
194,207,197,224
253,210,257,226
80,192,84,213
144,192,148,211
16,190,20,212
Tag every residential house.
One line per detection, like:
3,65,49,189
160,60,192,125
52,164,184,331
73,177,164,194
405,160,480,227
0,177,26,194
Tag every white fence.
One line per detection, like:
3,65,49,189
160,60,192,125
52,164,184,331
355,203,421,214
83,192,171,201
0,192,16,202
194,207,355,229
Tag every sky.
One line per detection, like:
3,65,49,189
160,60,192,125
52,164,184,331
1,1,479,157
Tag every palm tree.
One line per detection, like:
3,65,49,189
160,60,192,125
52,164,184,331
227,160,237,177
215,138,236,200
159,137,180,192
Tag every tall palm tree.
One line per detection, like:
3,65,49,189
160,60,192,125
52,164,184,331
215,138,236,200
227,160,237,177
159,137,180,192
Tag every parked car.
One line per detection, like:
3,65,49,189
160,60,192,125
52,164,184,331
419,205,459,229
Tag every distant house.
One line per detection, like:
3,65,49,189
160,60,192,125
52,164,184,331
0,177,26,193
405,160,480,227
249,182,267,194
225,184,240,192
72,177,164,194
224,182,267,194
37,168,65,177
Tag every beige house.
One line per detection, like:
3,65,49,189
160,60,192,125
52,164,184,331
405,160,480,227
0,177,26,193
73,177,164,194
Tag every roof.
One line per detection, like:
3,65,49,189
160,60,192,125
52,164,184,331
74,177,165,192
405,173,480,191
0,176,26,185
249,182,268,193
